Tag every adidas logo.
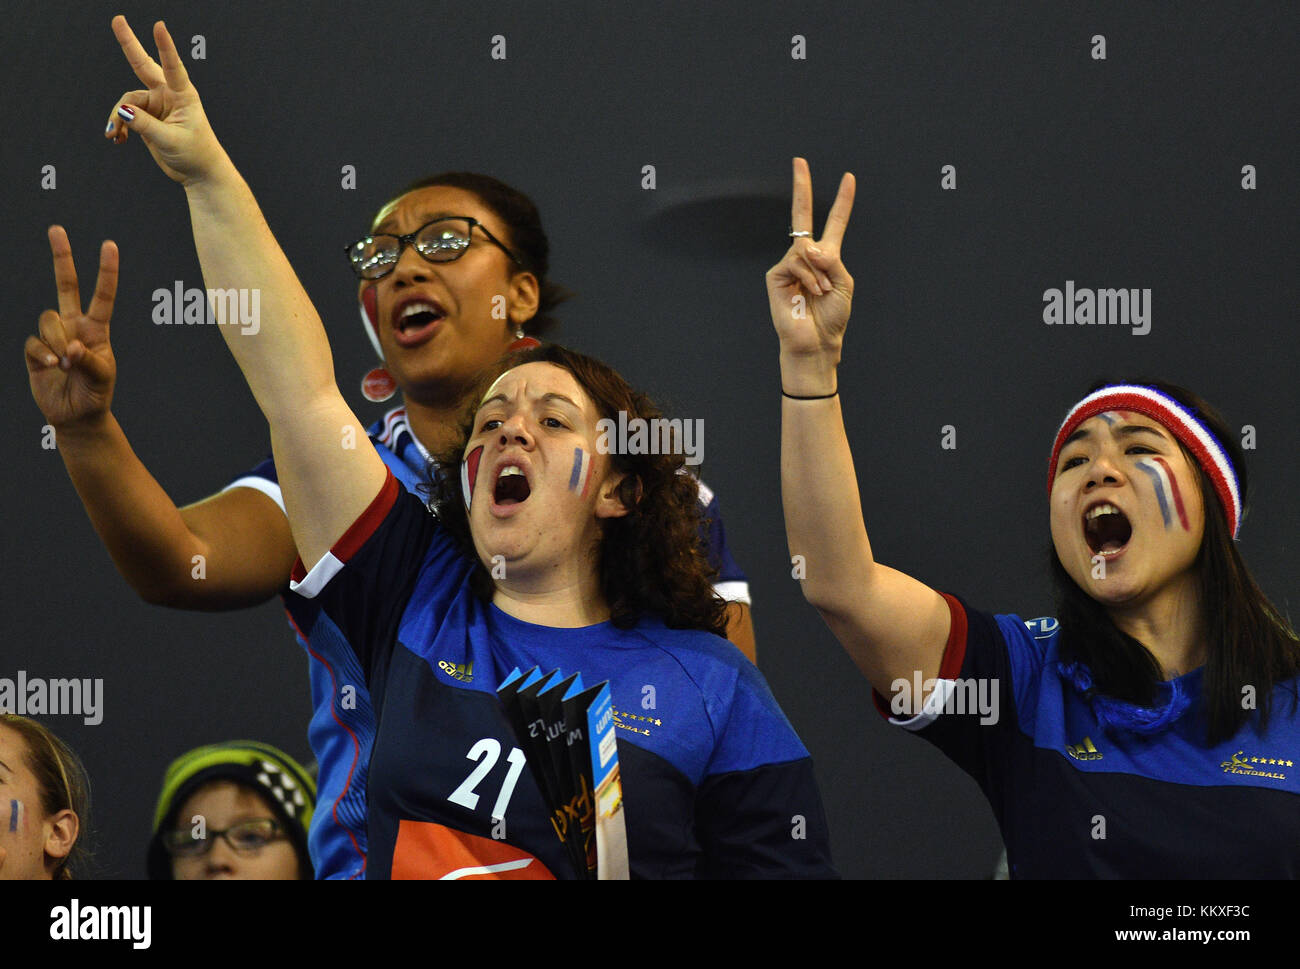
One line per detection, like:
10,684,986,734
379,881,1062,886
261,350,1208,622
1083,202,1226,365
1066,736,1102,761
437,660,474,683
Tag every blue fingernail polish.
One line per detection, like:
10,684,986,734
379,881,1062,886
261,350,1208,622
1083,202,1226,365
105,120,115,134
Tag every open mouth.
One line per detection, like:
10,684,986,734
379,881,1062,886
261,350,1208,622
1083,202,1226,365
393,299,446,343
1084,503,1132,556
494,465,532,505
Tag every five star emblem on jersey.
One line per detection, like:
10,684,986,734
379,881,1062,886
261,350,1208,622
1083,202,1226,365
612,708,663,737
1066,736,1102,761
1220,750,1290,780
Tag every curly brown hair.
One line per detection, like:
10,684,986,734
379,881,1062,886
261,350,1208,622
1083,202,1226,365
426,344,728,638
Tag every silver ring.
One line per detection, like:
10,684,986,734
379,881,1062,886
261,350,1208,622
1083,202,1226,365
788,229,813,238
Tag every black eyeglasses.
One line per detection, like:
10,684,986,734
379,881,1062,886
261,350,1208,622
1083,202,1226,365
163,818,285,857
346,217,523,279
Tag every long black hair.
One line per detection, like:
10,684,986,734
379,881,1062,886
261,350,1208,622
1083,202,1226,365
1050,379,1300,744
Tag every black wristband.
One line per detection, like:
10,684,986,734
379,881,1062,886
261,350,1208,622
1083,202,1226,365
781,389,838,400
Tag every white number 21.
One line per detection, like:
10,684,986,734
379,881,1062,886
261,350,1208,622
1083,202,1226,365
447,738,527,819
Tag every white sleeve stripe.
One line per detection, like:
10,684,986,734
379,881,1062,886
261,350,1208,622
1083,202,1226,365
885,678,958,733
289,551,346,599
222,477,287,515
712,580,752,605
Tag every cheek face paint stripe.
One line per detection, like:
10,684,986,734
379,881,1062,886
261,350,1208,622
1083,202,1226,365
1136,458,1174,528
9,799,20,832
361,285,379,328
1152,456,1190,530
461,445,483,511
569,447,592,497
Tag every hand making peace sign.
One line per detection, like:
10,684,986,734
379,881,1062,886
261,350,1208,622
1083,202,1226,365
766,158,856,364
103,15,226,185
25,227,119,428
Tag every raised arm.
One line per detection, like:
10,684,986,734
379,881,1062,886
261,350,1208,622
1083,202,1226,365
25,226,297,608
105,17,385,568
769,158,950,703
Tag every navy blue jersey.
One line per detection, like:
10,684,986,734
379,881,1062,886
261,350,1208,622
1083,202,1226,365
878,594,1300,878
286,471,831,879
223,407,753,878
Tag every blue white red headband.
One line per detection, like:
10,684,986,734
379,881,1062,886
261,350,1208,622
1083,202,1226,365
1048,385,1242,539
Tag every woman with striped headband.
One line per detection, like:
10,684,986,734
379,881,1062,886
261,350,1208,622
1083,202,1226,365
771,157,1300,877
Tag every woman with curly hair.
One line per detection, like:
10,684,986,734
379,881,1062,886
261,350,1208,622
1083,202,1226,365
427,342,731,638
154,293,826,877
35,21,830,879
28,16,753,879
303,341,829,877
0,716,91,880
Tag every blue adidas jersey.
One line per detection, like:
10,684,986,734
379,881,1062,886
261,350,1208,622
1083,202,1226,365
223,406,753,879
287,471,832,879
880,593,1300,878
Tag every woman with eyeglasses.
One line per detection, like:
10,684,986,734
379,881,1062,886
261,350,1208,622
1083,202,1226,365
44,20,833,880
26,16,753,879
771,158,1300,877
147,741,315,880
0,715,91,880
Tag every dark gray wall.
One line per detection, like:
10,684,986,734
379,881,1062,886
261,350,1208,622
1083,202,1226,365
3,0,1295,879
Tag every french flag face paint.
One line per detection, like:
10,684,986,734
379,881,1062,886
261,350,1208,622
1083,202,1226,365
568,447,592,497
461,445,484,511
1049,385,1241,539
1136,457,1190,531
358,285,384,359
9,798,23,833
